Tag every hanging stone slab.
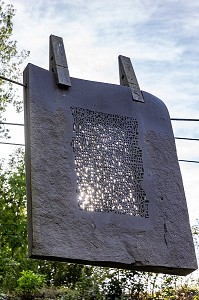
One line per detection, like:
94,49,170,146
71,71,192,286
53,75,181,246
24,62,197,276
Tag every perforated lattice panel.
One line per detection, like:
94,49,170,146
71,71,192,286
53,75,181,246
71,107,149,217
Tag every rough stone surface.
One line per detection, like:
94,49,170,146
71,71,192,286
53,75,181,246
24,63,198,275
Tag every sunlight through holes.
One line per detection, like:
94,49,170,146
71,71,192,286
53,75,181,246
71,107,149,217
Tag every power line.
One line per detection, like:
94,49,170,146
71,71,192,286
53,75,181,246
1,118,199,128
0,141,24,146
1,76,199,122
1,127,199,142
1,142,199,164
170,118,199,121
179,160,199,164
175,137,199,141
1,128,199,142
0,75,26,87
0,121,24,126
0,137,192,145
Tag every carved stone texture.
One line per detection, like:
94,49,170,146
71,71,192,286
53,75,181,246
24,63,198,275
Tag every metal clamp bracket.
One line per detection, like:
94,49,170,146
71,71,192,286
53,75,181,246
118,55,144,103
49,35,71,88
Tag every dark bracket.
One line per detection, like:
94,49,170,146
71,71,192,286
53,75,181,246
49,35,71,87
118,55,144,103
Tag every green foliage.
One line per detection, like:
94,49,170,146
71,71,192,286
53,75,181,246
38,261,84,287
0,148,28,292
17,270,46,296
58,289,80,300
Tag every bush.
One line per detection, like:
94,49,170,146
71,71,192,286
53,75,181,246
17,270,46,299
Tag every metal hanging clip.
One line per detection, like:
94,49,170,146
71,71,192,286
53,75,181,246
118,55,144,103
49,35,71,87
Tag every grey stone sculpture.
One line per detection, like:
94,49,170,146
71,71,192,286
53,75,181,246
23,36,197,276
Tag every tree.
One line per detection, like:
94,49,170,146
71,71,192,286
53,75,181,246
0,148,28,292
0,0,29,138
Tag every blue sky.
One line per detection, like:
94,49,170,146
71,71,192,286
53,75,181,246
1,0,199,224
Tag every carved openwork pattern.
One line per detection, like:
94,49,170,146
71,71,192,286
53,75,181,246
71,107,149,217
